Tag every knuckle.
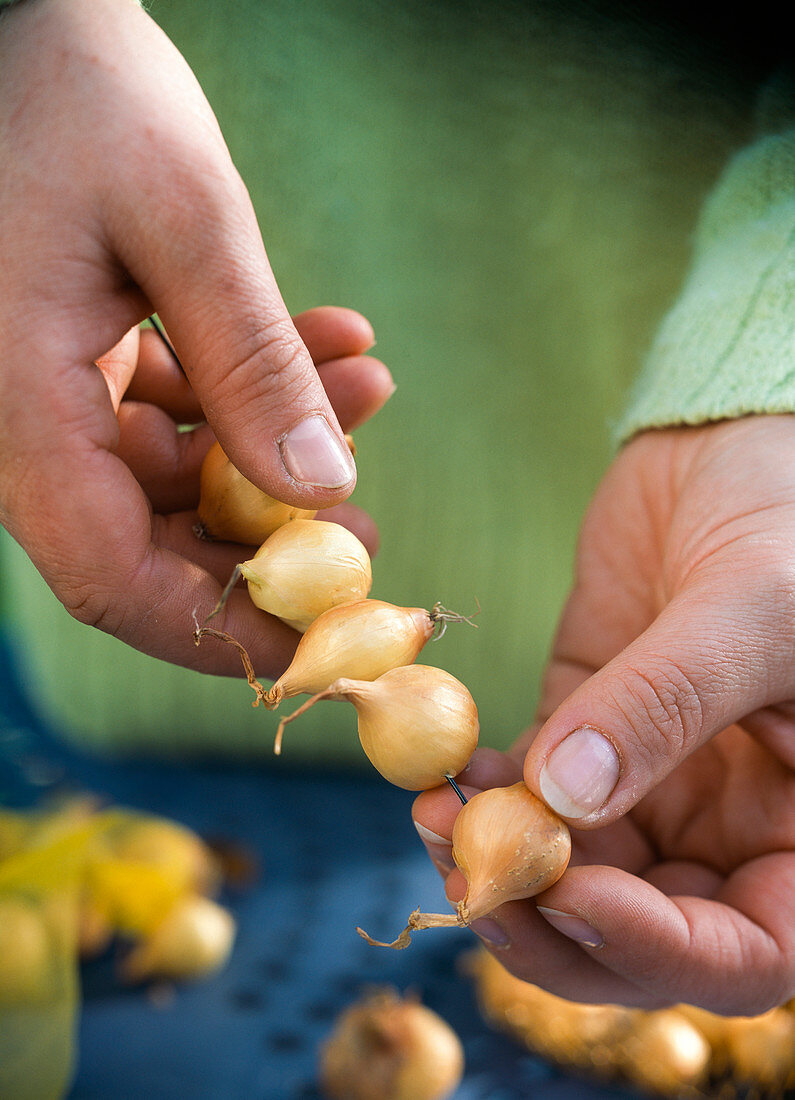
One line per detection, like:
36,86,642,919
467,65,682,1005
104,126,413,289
613,659,705,762
59,578,118,634
214,320,316,421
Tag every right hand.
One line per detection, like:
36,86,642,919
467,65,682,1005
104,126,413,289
0,0,393,674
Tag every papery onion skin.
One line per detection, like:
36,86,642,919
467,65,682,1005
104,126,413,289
197,441,316,545
337,666,479,790
452,783,571,922
264,600,435,708
240,519,372,632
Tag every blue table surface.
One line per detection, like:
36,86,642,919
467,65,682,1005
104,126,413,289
1,629,643,1100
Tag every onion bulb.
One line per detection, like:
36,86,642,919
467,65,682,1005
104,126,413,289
617,1009,711,1094
240,519,372,632
359,783,570,948
263,600,445,709
319,989,464,1100
196,441,317,544
452,782,571,921
275,665,479,789
120,895,236,984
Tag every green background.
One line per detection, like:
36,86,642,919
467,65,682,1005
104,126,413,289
0,1,763,762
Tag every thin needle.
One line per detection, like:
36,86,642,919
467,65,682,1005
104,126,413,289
445,775,468,805
147,314,184,373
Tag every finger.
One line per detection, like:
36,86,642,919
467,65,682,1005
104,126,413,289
411,750,526,875
533,859,795,1013
128,308,384,426
116,402,380,553
125,327,204,424
115,405,212,514
109,159,357,511
292,307,375,362
524,576,795,826
315,356,395,433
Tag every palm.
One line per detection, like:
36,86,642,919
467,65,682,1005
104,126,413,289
415,416,795,1012
557,417,795,886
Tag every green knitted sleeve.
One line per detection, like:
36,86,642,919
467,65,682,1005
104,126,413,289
615,128,795,445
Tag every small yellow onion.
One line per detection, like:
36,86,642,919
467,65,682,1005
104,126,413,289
196,441,317,545
452,783,572,922
120,895,236,984
0,896,52,1004
360,783,571,949
319,989,464,1100
275,665,479,789
263,599,444,709
617,1008,711,1095
240,519,372,632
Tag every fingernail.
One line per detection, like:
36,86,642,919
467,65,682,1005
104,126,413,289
537,906,604,949
469,917,510,948
280,415,356,488
539,727,619,818
413,821,450,846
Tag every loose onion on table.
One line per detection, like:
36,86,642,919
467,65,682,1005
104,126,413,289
722,1008,795,1089
616,1008,712,1095
274,664,479,789
359,783,571,948
466,949,636,1071
319,988,464,1100
120,895,236,984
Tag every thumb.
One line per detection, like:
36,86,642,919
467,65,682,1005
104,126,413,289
524,579,795,825
101,8,356,509
133,206,356,509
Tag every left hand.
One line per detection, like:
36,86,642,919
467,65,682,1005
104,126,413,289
414,415,795,1015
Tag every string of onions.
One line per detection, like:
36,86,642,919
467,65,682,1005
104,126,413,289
193,434,571,954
